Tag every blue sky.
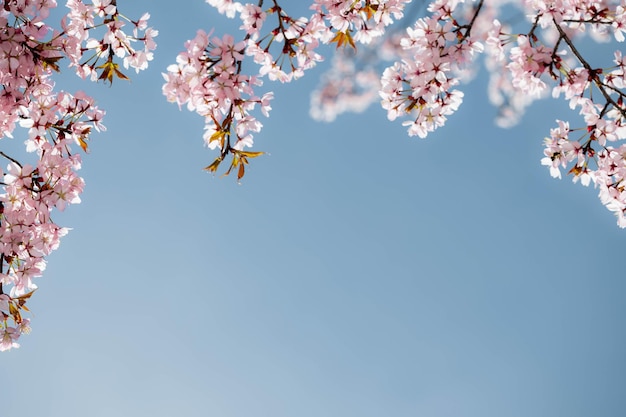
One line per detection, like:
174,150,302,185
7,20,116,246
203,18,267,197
2,2,626,417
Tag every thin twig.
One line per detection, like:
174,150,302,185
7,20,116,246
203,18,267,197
553,17,626,120
0,151,22,167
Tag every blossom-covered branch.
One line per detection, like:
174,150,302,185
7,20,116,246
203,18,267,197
3,0,625,352
166,0,625,227
0,0,157,351
163,0,410,179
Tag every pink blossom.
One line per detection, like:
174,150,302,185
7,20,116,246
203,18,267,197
0,0,155,350
206,0,242,18
240,4,266,38
0,327,20,351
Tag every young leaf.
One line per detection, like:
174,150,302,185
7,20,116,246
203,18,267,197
330,30,356,50
237,162,245,180
77,136,89,152
204,156,223,173
97,60,129,85
238,151,264,159
13,289,36,301
208,130,228,148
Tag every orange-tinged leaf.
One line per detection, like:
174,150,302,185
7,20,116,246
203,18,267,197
42,56,63,72
363,4,376,20
332,31,347,48
97,61,114,84
330,30,356,50
238,151,264,159
204,156,223,173
208,130,227,148
77,136,89,152
222,156,238,177
330,31,344,47
569,165,583,176
346,31,356,50
13,289,36,301
114,66,130,81
237,163,245,180
97,60,129,84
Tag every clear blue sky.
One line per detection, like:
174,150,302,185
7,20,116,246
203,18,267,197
2,2,626,417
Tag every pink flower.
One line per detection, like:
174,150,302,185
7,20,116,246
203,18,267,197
612,6,626,42
206,0,242,18
240,4,266,37
92,0,116,17
0,327,20,351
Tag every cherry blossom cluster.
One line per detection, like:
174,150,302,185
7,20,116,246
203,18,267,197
0,0,155,351
400,0,625,226
165,1,321,177
180,0,626,227
165,0,413,177
491,0,626,226
541,47,626,225
3,0,623,352
310,0,411,45
380,1,485,137
163,29,273,179
64,0,157,82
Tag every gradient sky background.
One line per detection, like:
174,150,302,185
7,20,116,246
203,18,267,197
2,2,626,417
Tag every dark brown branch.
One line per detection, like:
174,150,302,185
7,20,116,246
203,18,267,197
0,151,21,167
552,17,626,120
460,0,484,41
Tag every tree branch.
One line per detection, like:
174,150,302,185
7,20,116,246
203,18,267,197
552,17,626,120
